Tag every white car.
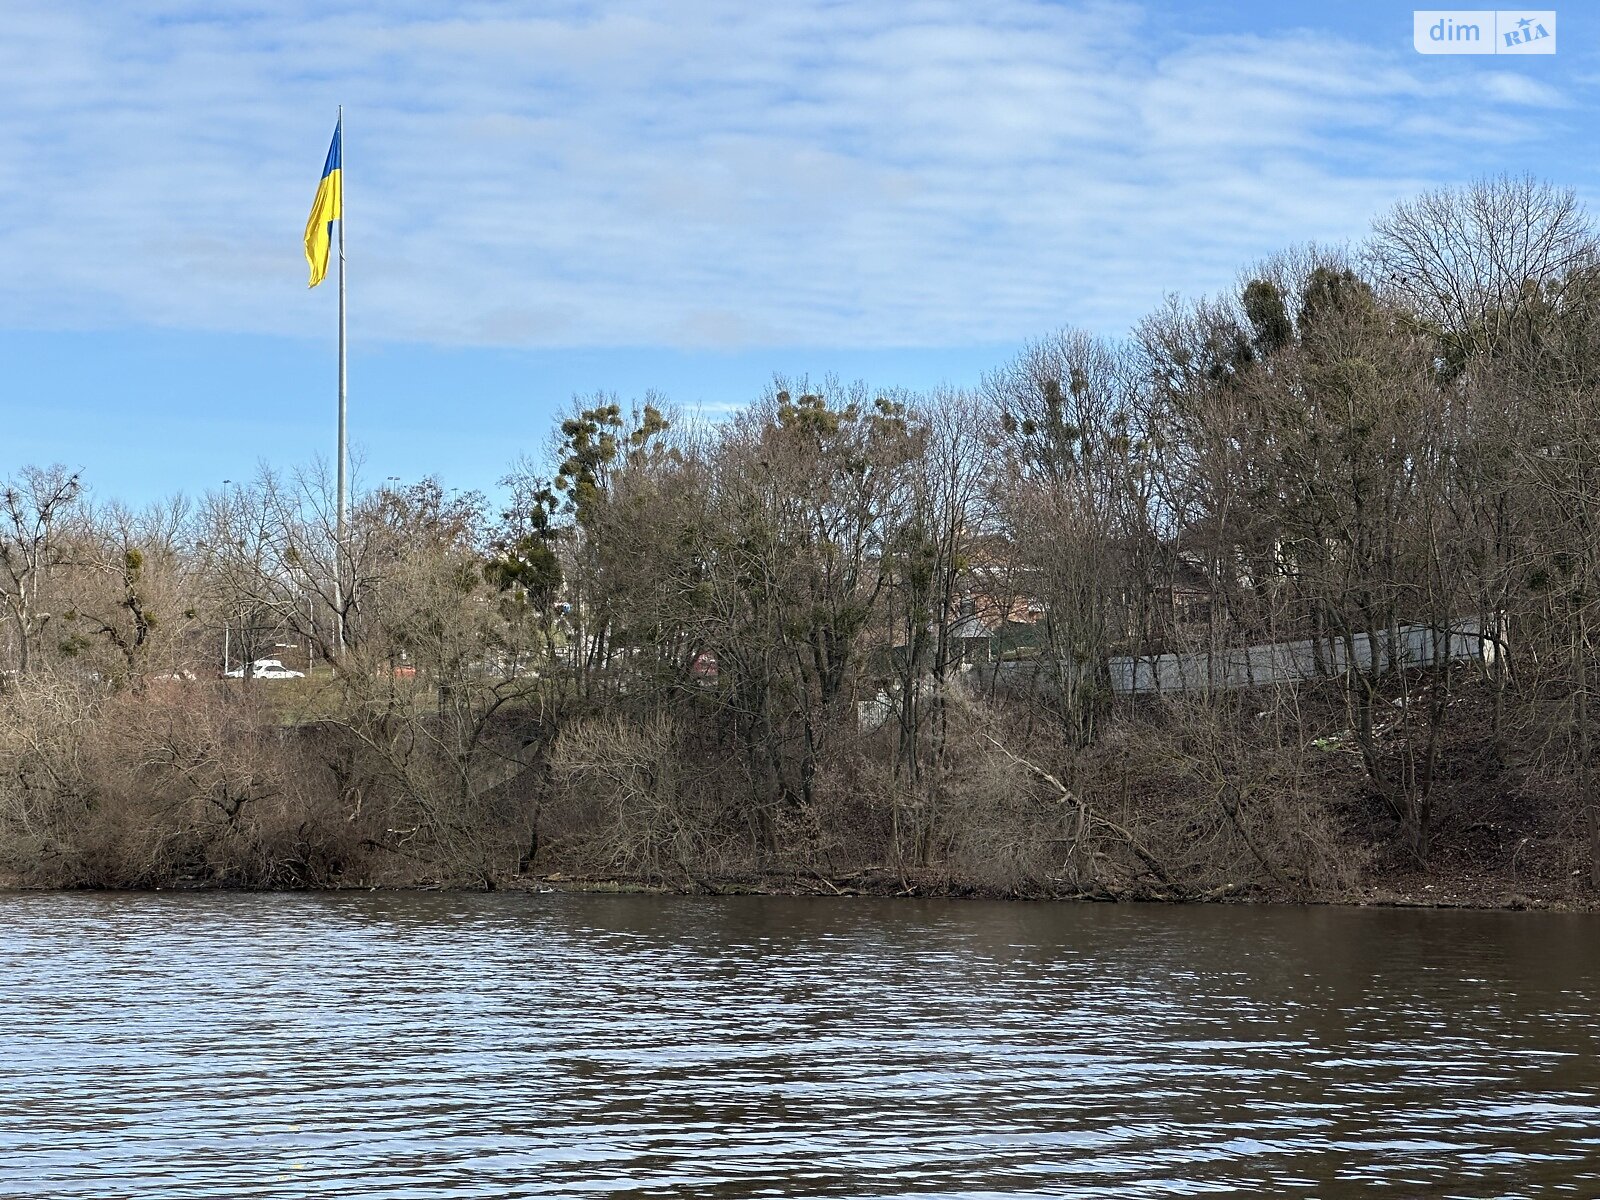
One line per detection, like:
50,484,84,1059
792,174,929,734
224,658,306,680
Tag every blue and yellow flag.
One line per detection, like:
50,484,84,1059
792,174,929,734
303,119,342,288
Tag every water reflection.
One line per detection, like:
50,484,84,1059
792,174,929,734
2,894,1596,1197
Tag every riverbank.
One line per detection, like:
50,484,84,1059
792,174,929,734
4,666,1596,906
511,871,1600,911
20,858,1586,912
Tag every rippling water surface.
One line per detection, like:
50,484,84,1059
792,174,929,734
3,893,1599,1197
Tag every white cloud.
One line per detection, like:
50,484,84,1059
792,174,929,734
0,0,1577,349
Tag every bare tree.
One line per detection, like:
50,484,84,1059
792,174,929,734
1369,175,1597,366
0,466,81,676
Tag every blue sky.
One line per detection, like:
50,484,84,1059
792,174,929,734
2,0,1596,505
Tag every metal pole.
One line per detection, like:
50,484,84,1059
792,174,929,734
335,105,348,654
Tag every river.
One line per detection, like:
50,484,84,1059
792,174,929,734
2,893,1596,1197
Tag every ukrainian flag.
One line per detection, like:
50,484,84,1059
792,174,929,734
303,119,342,288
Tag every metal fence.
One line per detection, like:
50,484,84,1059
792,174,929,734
989,616,1499,697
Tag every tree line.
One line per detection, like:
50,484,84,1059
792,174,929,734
4,175,1600,899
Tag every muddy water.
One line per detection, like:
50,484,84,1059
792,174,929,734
2,893,1597,1197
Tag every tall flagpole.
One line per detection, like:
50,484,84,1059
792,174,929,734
335,105,348,654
